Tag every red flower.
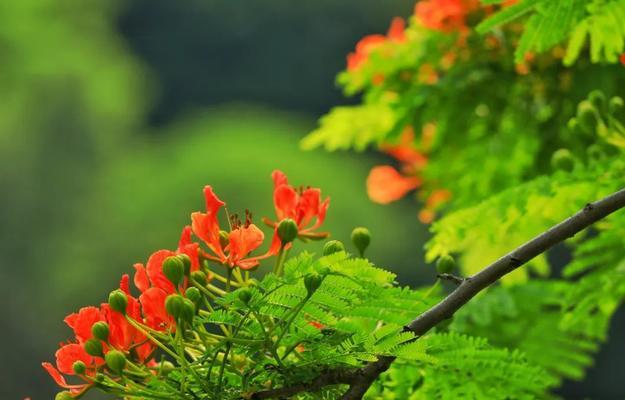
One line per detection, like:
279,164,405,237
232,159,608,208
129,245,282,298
347,17,407,71
64,306,104,344
367,128,428,204
134,226,201,295
139,287,174,331
265,170,330,240
44,276,156,391
191,186,276,270
415,0,479,32
367,166,422,204
42,357,92,396
620,53,625,66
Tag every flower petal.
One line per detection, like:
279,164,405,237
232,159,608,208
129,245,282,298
133,263,150,293
273,185,298,221
63,307,103,344
178,226,200,272
55,344,93,375
146,249,177,293
227,224,265,266
139,287,173,331
366,165,421,204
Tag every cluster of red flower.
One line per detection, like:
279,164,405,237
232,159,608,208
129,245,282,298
43,171,329,397
344,0,503,222
346,0,483,74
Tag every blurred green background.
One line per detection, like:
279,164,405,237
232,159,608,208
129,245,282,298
1,0,622,398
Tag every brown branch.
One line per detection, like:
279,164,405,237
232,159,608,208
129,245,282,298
341,188,625,399
251,188,625,400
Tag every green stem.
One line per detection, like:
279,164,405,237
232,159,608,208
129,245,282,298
207,283,227,296
124,316,180,361
175,327,187,395
273,244,287,276
226,268,233,292
252,311,284,367
273,295,309,350
217,309,253,391
213,271,241,287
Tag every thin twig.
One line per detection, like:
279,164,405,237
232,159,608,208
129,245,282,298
436,273,464,285
249,188,625,400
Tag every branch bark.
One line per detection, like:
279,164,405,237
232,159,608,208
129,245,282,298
253,188,625,400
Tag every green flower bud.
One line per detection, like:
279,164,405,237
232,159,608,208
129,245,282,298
55,391,74,400
587,144,606,162
108,290,128,314
185,287,202,304
588,90,607,112
322,240,345,256
550,148,575,172
351,227,371,256
304,273,323,295
178,254,192,276
84,338,103,357
105,350,127,374
72,360,87,375
219,230,230,248
158,360,175,375
277,218,298,244
191,270,208,286
436,255,456,274
238,288,253,304
162,256,185,286
165,294,185,319
95,372,106,382
91,321,110,342
609,96,624,116
577,101,599,134
181,298,196,323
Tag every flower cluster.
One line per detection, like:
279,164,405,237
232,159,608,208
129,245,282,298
342,1,524,223
346,17,407,73
43,170,329,399
414,0,480,32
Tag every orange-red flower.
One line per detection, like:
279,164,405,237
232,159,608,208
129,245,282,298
43,275,155,393
367,128,428,204
367,165,422,204
264,170,330,240
42,347,94,395
415,0,480,32
620,53,625,66
133,226,201,295
131,227,203,330
347,17,407,71
192,186,276,270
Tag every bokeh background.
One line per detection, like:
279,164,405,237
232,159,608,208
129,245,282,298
1,0,622,398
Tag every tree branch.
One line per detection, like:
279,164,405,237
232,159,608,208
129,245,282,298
251,188,625,400
341,188,625,399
